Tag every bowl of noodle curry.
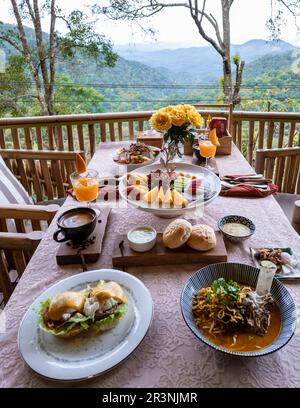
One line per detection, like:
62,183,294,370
181,263,296,357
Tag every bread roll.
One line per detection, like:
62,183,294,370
163,219,192,249
187,224,216,251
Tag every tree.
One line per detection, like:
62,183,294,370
0,54,31,117
267,0,300,39
93,0,245,106
53,74,105,115
0,0,118,115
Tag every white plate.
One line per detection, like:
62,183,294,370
113,145,161,171
119,162,221,218
18,269,153,381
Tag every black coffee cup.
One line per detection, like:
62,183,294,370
53,207,97,244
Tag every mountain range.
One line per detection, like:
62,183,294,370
1,22,299,114
116,39,297,82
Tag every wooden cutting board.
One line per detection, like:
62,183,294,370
112,231,227,268
56,206,111,266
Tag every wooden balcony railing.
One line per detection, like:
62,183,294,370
0,110,299,166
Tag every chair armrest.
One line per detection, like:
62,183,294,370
0,231,43,251
0,204,59,221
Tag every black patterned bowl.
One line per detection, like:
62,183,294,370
181,263,297,357
218,215,255,242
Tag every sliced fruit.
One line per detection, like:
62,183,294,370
209,128,220,147
127,173,148,186
127,185,148,201
172,189,188,208
75,153,87,174
78,177,88,187
157,186,165,206
163,188,173,207
143,186,159,204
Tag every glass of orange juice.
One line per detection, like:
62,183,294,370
71,169,99,205
199,140,216,170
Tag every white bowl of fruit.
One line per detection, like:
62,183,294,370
119,162,221,218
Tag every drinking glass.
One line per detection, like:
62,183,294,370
199,140,216,170
70,169,99,206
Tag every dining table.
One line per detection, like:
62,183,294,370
1,141,300,388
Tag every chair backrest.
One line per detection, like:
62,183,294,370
255,147,300,193
0,149,85,202
0,204,58,304
0,231,42,303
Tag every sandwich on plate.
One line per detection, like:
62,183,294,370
36,281,128,338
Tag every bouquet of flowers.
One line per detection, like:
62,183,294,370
149,104,202,158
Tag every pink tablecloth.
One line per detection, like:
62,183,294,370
1,143,300,388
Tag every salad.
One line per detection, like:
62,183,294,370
113,143,160,165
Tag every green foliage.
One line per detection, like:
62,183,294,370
53,74,105,114
0,55,31,117
232,53,241,66
55,10,118,67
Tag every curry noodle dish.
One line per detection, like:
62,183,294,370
192,278,281,352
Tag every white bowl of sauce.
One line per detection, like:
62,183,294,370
127,226,157,252
218,215,255,242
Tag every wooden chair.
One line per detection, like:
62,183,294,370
255,147,300,233
0,149,85,204
0,204,58,303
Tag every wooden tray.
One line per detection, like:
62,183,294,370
137,130,164,149
112,231,227,268
56,206,111,266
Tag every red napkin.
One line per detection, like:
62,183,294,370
220,174,278,197
220,183,278,197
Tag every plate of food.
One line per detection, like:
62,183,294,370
18,269,153,381
113,142,161,171
181,263,297,357
119,162,221,218
250,247,299,279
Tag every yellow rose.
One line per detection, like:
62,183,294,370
170,107,187,127
186,109,202,128
160,106,174,114
149,111,172,132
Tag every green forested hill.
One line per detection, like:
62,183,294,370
1,22,300,115
243,51,297,79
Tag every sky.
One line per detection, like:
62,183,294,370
0,0,299,47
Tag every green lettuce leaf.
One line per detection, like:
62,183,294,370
92,303,128,333
33,298,50,315
38,312,91,336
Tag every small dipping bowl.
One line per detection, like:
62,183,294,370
127,226,157,252
218,215,255,243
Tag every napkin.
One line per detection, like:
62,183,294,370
220,183,278,197
220,174,278,198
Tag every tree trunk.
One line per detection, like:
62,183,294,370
10,0,50,115
222,1,232,103
48,0,56,115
